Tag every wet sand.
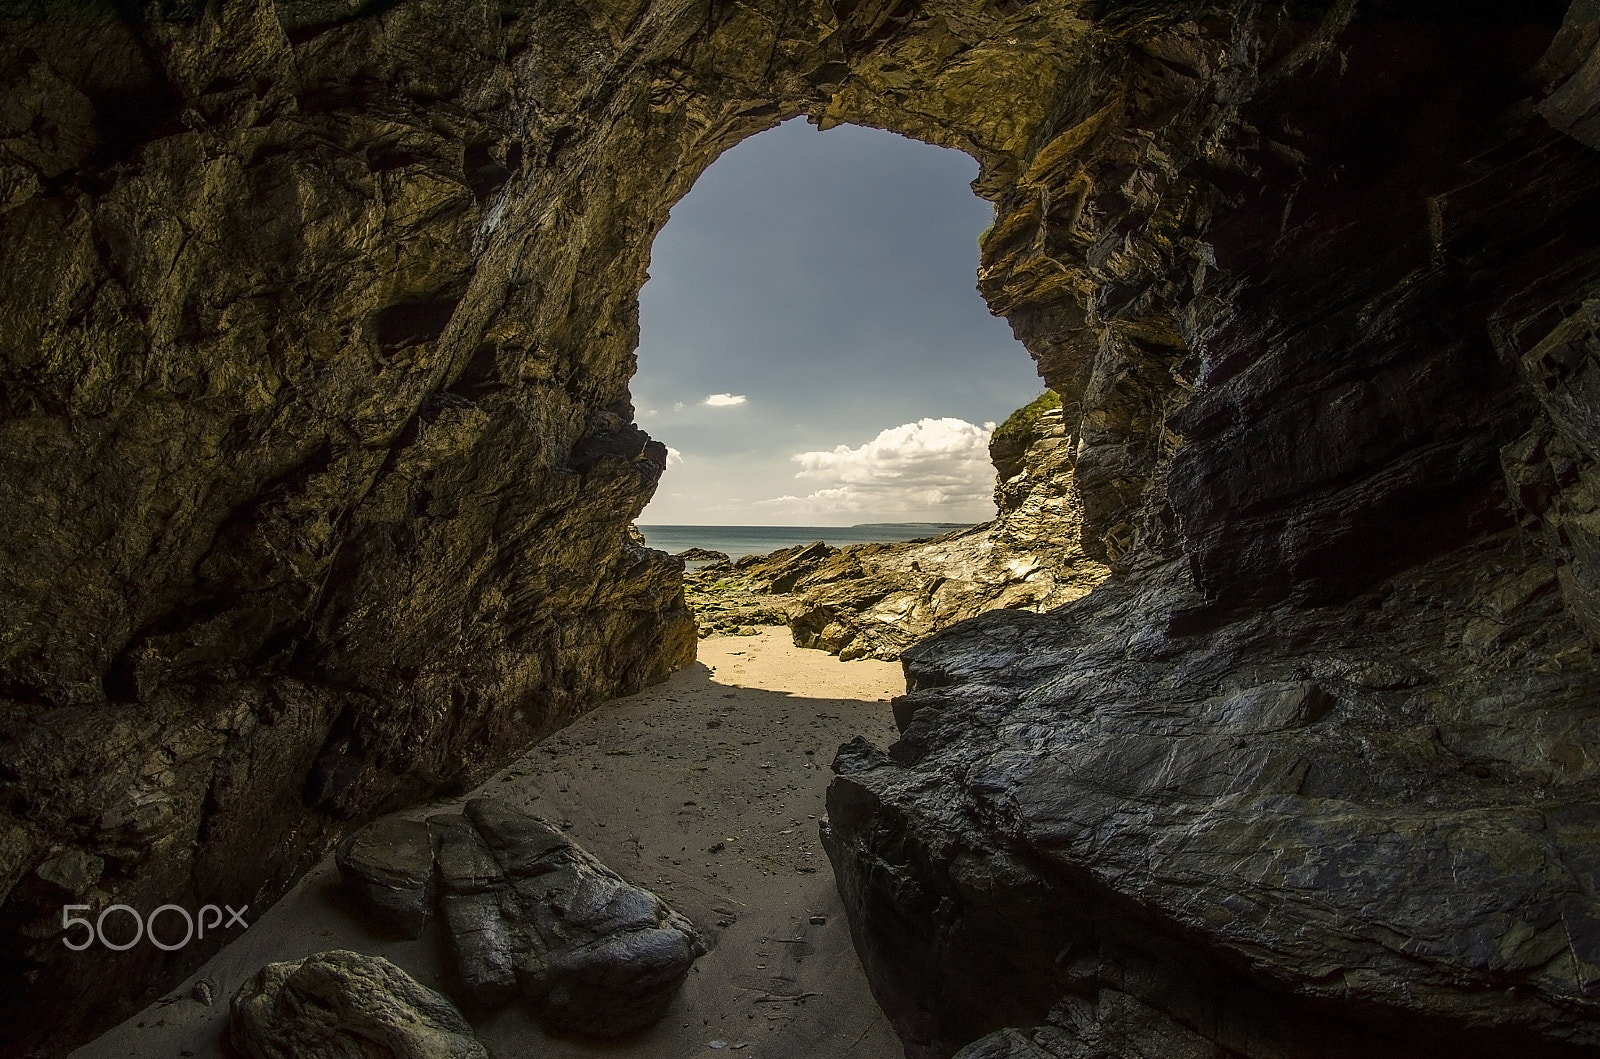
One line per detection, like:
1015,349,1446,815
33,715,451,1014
71,628,908,1059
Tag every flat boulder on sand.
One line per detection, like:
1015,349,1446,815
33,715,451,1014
229,950,487,1059
339,798,705,1036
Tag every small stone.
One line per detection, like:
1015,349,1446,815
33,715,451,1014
190,979,215,1006
809,915,826,926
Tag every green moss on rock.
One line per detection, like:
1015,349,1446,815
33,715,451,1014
992,390,1061,445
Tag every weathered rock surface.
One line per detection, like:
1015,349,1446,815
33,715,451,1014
821,4,1600,1057
229,949,488,1059
827,531,1600,1059
791,400,1110,660
682,400,1110,660
339,798,704,1036
335,817,435,939
3,0,1600,1057
948,994,1228,1059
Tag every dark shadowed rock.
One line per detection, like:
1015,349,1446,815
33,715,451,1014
826,533,1600,1059
229,950,487,1059
5,0,1600,1055
335,817,435,939
337,799,704,1035
460,798,704,1034
950,996,1230,1059
432,813,520,1008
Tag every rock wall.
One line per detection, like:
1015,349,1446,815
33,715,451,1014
779,399,1110,660
827,2,1600,1059
0,0,1598,1057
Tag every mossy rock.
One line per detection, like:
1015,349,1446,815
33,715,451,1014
991,391,1061,445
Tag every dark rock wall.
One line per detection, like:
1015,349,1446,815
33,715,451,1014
0,0,1103,1052
1,0,1598,1056
828,3,1600,1059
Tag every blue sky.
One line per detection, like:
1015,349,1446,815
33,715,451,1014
633,118,1045,526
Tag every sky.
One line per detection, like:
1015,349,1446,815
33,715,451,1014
632,118,1046,526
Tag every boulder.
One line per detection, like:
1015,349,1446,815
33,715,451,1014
229,950,487,1059
457,799,704,1034
337,800,704,1036
335,817,436,939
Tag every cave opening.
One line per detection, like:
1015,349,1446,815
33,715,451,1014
632,116,1039,535
630,117,1108,659
17,2,1600,1056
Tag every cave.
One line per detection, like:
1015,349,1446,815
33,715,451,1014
2,0,1600,1057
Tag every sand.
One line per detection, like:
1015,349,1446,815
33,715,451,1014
70,629,909,1059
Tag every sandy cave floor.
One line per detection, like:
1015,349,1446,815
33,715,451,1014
71,628,908,1059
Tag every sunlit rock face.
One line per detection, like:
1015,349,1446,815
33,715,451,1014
782,400,1111,661
1,0,1598,1057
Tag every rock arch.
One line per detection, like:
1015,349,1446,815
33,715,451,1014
1,0,1598,1056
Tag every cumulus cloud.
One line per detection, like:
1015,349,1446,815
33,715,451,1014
665,447,684,467
704,393,747,407
756,417,997,519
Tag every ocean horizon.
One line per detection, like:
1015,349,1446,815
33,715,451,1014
637,522,975,563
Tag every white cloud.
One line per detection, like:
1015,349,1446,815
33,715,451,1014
755,417,997,519
704,393,747,407
665,447,684,467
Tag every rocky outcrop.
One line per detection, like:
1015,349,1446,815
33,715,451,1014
823,3,1600,1059
229,950,488,1059
787,401,1110,660
684,574,798,638
338,799,704,1036
675,547,731,564
683,402,1109,660
3,0,1600,1057
827,530,1600,1059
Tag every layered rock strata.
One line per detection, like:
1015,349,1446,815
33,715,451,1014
681,399,1110,660
788,402,1111,660
0,1,1598,1058
827,531,1600,1059
824,2,1600,1058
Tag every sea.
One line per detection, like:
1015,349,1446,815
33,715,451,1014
637,523,973,564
